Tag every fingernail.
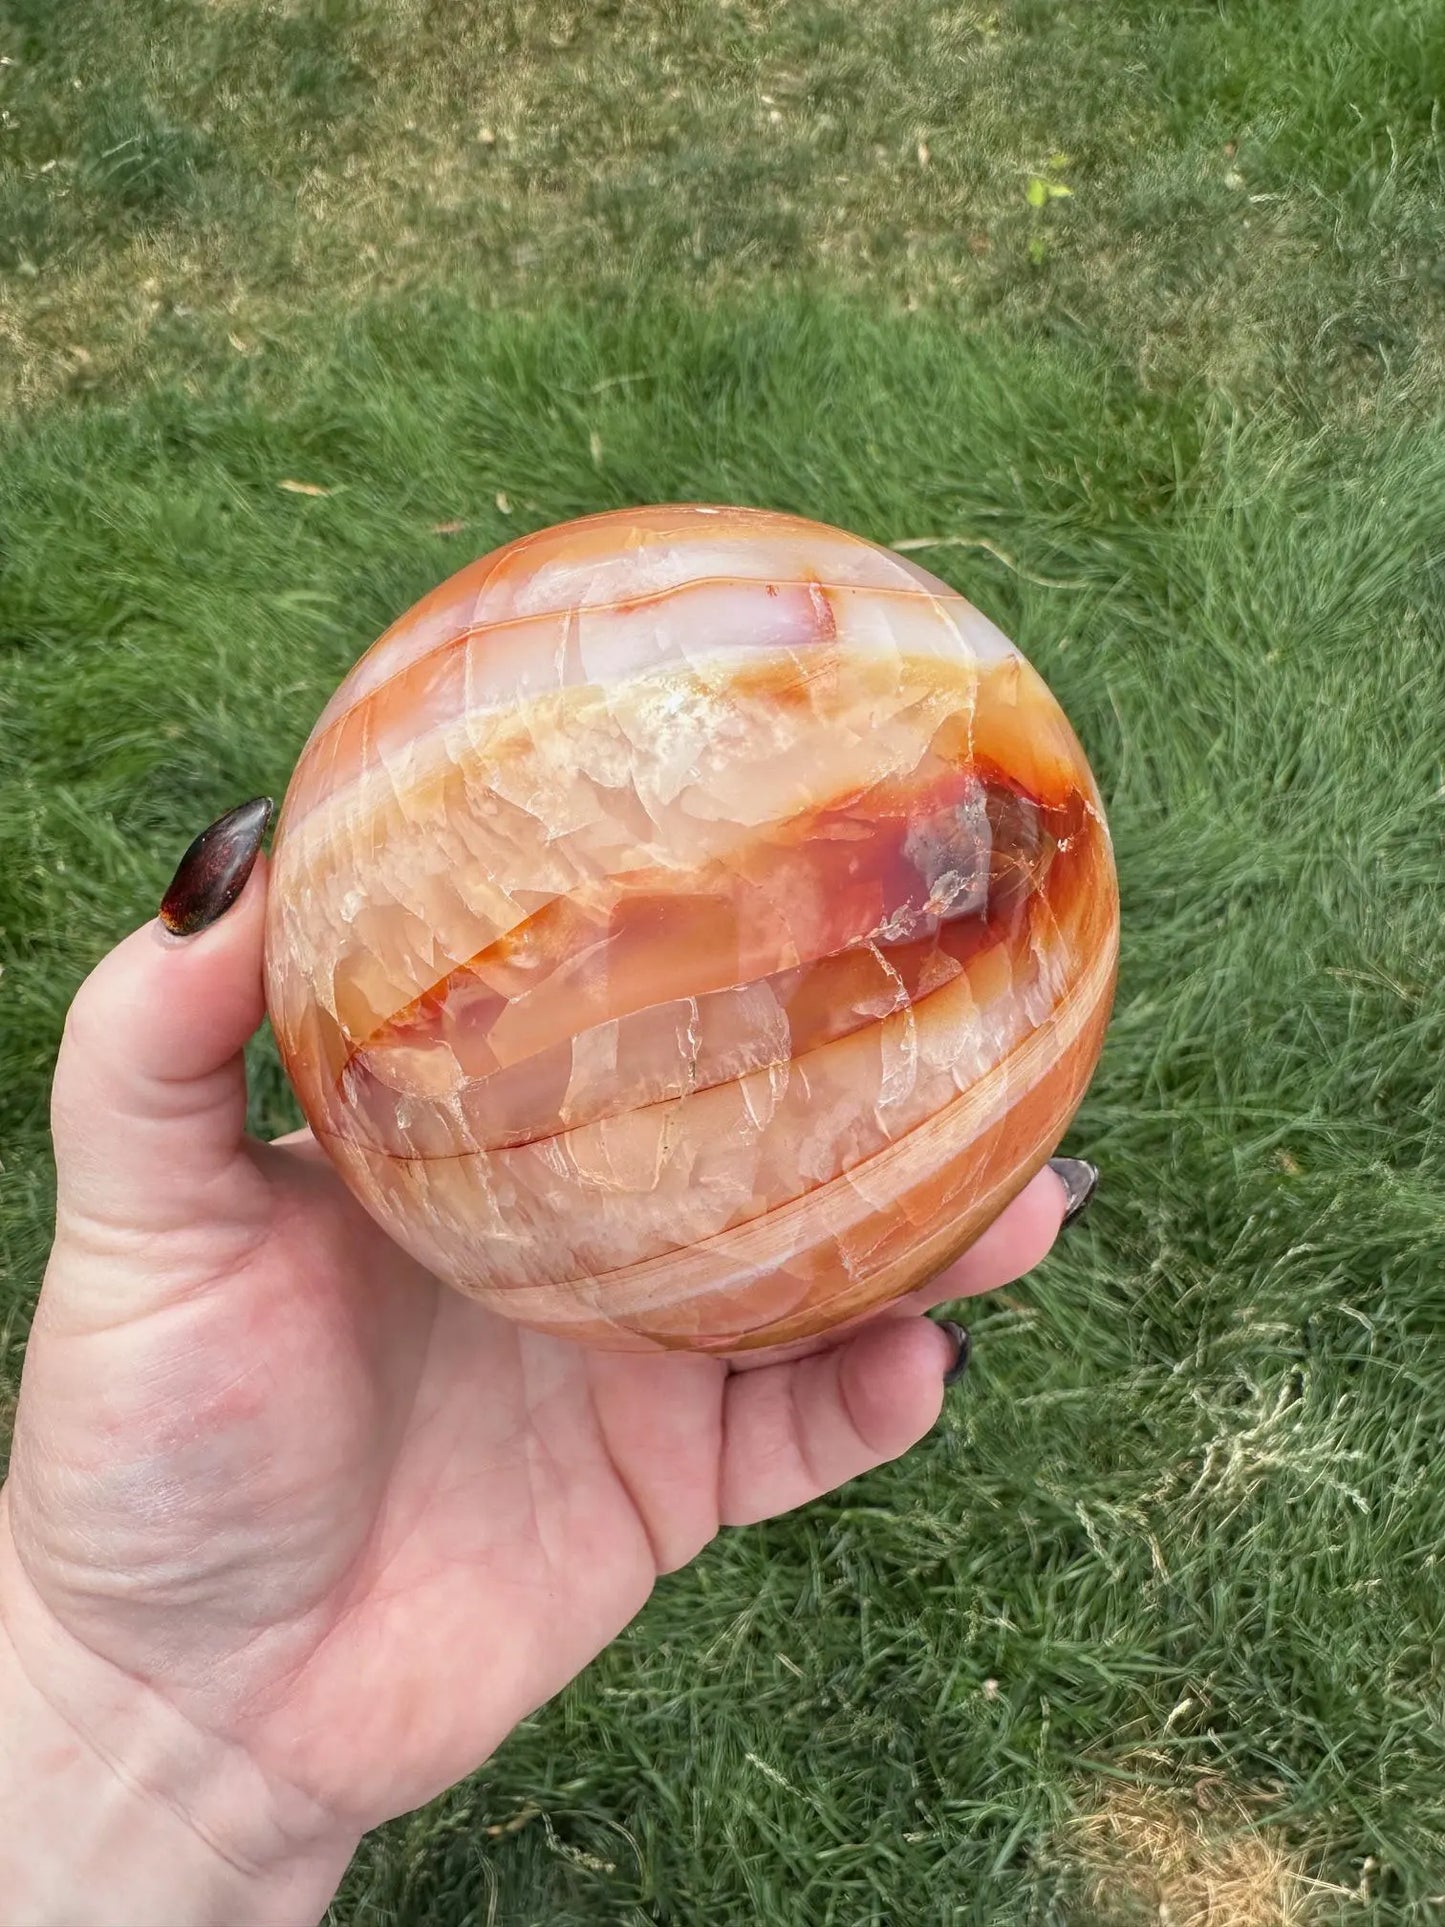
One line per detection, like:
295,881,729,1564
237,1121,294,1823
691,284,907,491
935,1319,971,1387
1048,1155,1099,1229
158,797,273,938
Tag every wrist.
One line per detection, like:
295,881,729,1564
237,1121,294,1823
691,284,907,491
0,1526,357,1927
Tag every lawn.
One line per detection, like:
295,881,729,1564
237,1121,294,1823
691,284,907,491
2,3,1443,1922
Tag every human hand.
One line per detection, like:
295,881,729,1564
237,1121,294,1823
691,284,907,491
0,800,1090,1925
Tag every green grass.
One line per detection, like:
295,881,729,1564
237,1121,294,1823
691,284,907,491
2,1,1444,1921
1,0,1441,411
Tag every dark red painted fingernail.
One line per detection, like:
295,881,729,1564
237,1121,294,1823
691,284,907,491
1048,1156,1099,1228
935,1319,971,1387
158,797,273,937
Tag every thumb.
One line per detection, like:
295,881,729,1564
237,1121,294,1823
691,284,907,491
51,799,274,1242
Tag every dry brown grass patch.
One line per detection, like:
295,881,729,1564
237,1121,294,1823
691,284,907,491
4,0,1436,414
1068,1777,1328,1926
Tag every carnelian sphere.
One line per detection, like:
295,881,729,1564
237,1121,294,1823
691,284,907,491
264,505,1118,1353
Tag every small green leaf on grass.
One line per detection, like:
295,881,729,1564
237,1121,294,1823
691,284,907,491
1026,177,1048,208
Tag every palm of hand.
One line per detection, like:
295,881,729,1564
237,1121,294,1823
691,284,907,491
11,1135,747,1833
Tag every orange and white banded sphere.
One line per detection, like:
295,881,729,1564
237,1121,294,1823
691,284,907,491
264,505,1119,1353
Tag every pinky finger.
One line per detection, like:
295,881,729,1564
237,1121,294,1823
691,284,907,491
718,1317,958,1528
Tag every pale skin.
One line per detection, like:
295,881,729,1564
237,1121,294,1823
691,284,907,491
0,855,1072,1926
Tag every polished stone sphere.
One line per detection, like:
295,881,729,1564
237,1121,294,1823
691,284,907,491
264,506,1118,1352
